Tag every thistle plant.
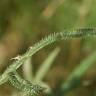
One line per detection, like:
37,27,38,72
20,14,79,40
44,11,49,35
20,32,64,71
0,28,96,96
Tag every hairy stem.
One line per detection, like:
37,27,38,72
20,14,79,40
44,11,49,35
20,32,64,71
0,28,96,85
8,71,45,96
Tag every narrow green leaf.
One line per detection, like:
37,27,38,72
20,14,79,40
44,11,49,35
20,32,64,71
61,50,96,94
35,47,60,81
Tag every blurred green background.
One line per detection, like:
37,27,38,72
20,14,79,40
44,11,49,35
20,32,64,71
0,0,96,96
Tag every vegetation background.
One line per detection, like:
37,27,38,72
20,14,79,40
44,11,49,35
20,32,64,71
0,0,96,96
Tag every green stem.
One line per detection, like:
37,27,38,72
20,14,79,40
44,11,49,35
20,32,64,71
0,28,96,85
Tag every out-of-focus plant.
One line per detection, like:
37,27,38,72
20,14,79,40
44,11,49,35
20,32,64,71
60,49,96,95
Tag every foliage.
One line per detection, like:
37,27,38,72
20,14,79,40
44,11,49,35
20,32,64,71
0,28,96,96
